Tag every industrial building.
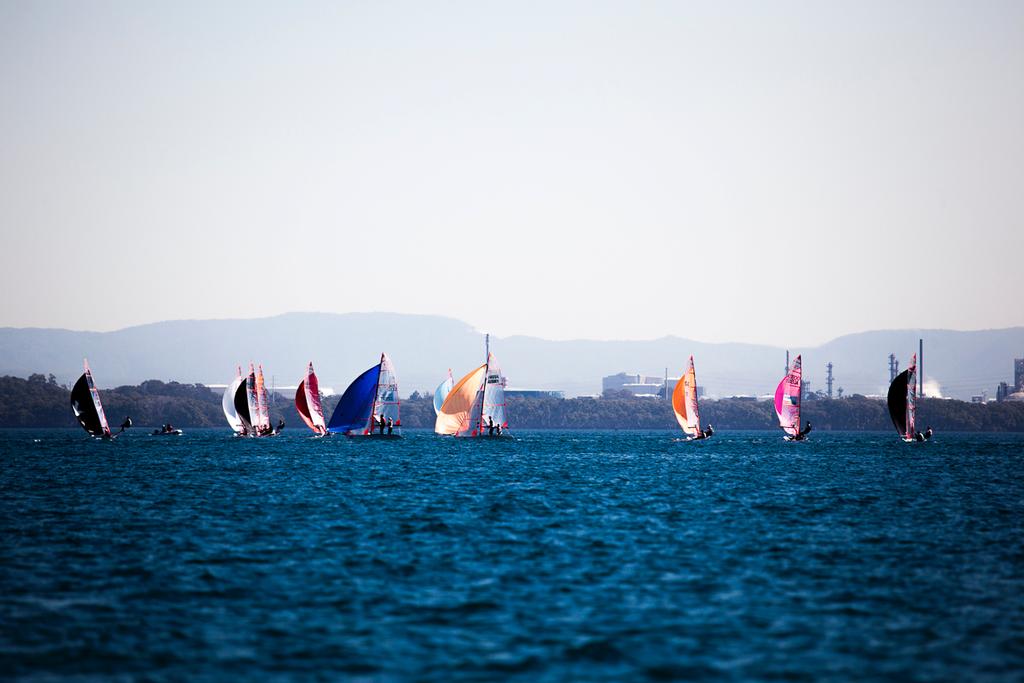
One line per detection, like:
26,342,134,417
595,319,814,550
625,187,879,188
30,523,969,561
602,372,666,397
601,371,704,398
996,356,1024,402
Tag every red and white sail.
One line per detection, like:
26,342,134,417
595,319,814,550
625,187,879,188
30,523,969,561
296,362,327,434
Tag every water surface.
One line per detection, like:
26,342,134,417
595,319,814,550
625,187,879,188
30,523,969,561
1,429,1022,680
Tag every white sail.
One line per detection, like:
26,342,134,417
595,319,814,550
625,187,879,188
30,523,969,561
223,375,244,433
480,353,507,431
371,353,401,431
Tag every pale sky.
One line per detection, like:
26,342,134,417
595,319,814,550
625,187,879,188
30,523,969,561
1,0,1022,346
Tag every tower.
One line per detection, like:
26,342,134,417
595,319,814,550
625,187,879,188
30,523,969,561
889,353,899,383
826,362,834,399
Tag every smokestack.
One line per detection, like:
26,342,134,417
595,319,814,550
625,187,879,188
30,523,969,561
785,350,790,375
919,338,924,397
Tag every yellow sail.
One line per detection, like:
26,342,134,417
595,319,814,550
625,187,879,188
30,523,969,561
434,364,487,436
672,355,701,436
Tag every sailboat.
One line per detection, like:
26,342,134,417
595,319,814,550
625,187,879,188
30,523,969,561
775,354,809,441
435,336,509,437
295,361,327,435
227,363,279,437
887,353,932,442
326,353,401,437
673,355,712,439
71,359,130,439
433,369,454,416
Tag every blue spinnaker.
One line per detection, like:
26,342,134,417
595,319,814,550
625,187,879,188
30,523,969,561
433,373,453,416
327,364,380,434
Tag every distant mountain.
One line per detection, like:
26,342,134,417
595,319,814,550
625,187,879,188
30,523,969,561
0,313,1021,400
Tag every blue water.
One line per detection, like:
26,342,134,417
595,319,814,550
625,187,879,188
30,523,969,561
1,429,1023,681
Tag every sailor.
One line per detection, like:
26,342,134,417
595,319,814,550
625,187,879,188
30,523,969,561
387,417,394,435
924,426,933,440
487,416,495,436
378,414,386,435
703,424,714,438
496,423,502,436
277,418,285,433
800,421,812,437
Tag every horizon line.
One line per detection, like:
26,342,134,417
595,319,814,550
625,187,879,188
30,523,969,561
1,310,1022,350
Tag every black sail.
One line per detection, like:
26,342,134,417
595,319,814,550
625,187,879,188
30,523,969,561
887,369,910,437
234,377,253,430
70,373,103,436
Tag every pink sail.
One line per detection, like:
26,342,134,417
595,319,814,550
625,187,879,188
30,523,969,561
774,354,802,436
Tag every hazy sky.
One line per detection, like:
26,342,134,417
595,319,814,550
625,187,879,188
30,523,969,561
2,1,1022,345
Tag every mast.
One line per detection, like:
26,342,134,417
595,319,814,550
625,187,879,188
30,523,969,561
478,334,490,436
692,359,698,411
691,356,700,432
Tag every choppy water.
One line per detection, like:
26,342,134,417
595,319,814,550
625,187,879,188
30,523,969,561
1,429,1022,681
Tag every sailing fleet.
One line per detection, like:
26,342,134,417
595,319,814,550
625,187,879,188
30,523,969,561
70,344,933,443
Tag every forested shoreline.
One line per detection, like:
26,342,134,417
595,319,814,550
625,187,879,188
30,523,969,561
4,374,1024,432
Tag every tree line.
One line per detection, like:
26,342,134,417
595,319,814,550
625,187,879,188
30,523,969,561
3,374,1024,431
